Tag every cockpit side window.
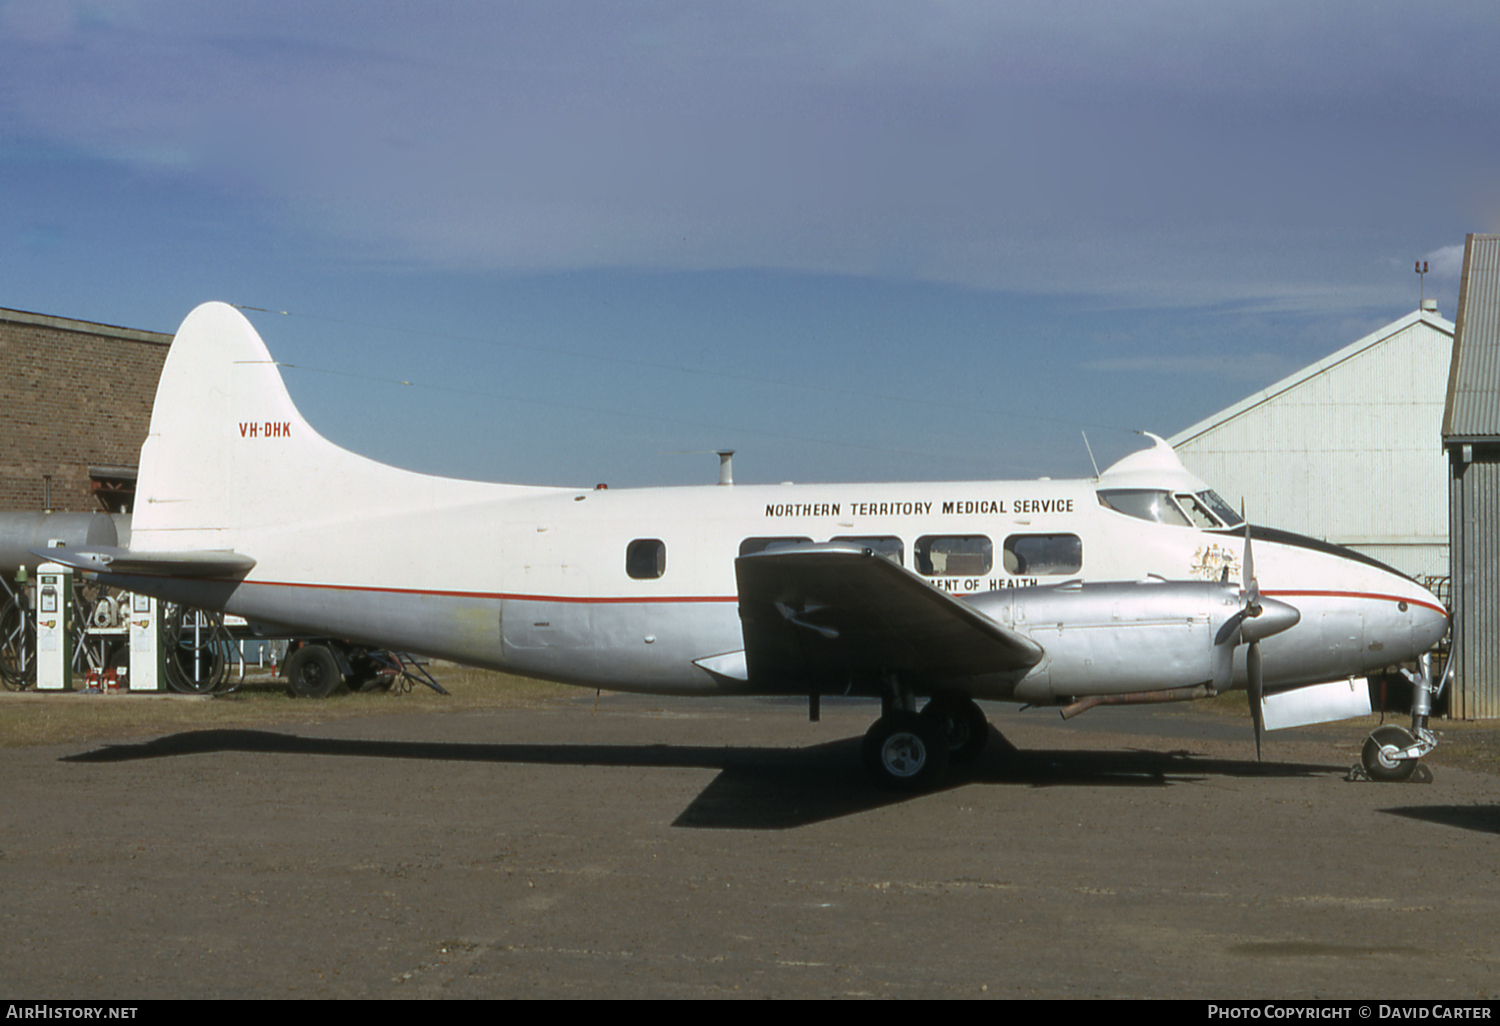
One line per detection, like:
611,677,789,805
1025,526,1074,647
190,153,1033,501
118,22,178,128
1196,489,1244,527
1096,489,1193,527
1174,493,1220,529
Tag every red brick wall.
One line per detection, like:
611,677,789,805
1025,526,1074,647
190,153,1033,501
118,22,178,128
0,309,171,513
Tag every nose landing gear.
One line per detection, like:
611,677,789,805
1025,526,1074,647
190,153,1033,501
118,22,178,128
1353,653,1441,783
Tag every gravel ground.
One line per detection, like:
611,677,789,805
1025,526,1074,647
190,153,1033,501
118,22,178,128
1,685,1497,1000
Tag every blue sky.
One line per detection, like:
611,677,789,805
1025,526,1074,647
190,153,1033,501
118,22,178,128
3,1,1494,487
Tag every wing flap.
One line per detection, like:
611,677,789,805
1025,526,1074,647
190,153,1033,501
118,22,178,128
735,544,1042,687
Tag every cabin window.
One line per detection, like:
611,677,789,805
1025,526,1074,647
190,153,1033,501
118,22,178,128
626,539,666,579
1004,533,1083,575
1097,489,1193,527
914,535,992,576
831,535,904,566
739,536,815,557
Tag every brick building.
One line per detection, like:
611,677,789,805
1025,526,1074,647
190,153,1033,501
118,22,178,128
0,307,172,514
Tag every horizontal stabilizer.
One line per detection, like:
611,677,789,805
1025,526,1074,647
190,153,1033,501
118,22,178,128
735,543,1043,687
33,545,256,579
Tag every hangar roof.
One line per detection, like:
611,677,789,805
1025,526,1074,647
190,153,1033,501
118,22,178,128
1443,234,1500,444
1170,305,1454,447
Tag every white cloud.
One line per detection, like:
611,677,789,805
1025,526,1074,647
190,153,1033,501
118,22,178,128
1081,351,1303,383
1424,243,1465,279
3,1,1497,313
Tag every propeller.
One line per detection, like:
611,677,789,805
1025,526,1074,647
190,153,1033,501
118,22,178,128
1213,520,1300,759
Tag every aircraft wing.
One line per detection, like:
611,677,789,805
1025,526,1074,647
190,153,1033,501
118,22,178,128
30,545,256,579
733,543,1043,688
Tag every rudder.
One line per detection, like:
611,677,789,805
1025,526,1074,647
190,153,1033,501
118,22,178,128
132,302,371,551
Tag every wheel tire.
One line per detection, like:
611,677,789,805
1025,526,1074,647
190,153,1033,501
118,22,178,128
349,653,393,693
862,712,950,791
920,696,991,766
1362,725,1419,783
285,645,346,699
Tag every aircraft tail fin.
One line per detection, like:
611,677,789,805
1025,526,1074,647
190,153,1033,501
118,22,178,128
130,302,497,558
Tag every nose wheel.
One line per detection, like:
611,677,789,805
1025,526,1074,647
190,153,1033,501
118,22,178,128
1353,654,1443,783
1360,725,1421,782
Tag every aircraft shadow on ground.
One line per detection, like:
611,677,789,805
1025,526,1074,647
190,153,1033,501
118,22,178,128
62,727,1341,830
1379,804,1500,836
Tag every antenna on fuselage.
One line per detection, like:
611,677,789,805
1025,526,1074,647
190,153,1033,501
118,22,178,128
1082,432,1101,480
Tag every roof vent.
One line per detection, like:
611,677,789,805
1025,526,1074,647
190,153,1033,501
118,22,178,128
1422,298,1438,313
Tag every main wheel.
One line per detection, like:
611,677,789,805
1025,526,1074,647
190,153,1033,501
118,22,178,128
861,712,950,791
1361,724,1420,783
920,696,991,766
285,644,346,699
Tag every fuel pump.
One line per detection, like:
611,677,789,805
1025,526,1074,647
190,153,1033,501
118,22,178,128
127,591,164,691
34,562,72,691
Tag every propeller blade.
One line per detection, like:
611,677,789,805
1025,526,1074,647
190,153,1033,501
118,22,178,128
1247,639,1264,761
1242,520,1260,613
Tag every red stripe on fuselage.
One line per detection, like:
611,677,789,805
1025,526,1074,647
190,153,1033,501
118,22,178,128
1264,589,1447,618
246,578,739,604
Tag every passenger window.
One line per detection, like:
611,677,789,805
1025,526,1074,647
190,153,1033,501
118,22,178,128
1004,534,1082,575
626,539,666,579
831,535,904,566
738,536,815,557
914,535,992,576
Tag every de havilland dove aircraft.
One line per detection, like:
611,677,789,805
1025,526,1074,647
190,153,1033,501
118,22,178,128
46,302,1449,789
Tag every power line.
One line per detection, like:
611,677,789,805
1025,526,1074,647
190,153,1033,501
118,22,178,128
233,303,1125,435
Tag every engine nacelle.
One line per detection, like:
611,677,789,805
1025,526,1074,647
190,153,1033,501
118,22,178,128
967,580,1281,703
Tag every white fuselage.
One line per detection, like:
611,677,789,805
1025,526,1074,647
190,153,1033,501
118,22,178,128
175,474,1444,700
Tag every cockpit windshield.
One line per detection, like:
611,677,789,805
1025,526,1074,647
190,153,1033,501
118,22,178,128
1097,488,1244,528
1097,489,1192,526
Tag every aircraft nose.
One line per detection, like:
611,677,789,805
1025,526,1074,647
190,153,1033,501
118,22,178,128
1410,597,1449,654
1377,574,1448,662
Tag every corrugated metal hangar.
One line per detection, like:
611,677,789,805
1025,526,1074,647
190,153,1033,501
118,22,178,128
1444,233,1500,720
1169,304,1454,585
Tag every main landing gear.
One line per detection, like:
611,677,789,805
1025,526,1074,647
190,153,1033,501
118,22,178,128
862,694,994,791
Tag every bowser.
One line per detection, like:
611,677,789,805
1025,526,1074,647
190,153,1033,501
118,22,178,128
34,561,72,691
